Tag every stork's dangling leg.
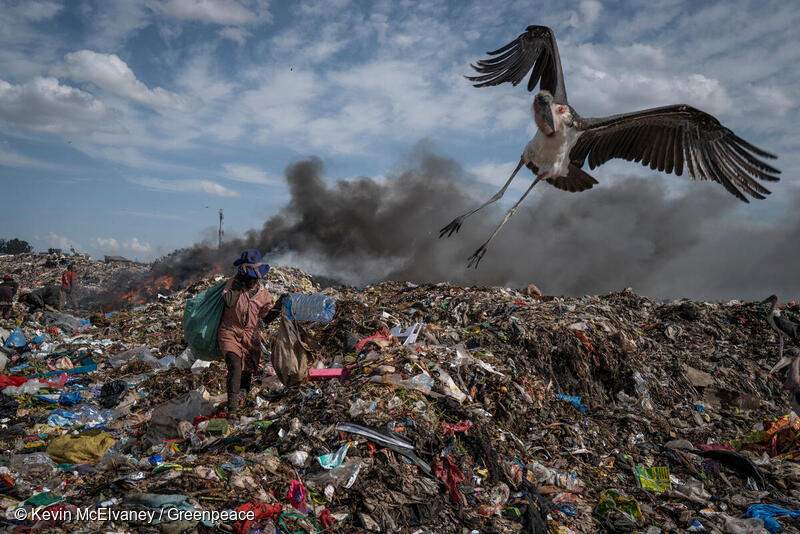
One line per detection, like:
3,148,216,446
467,174,544,268
779,334,784,359
440,158,525,238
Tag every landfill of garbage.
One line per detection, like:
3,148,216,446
0,252,798,533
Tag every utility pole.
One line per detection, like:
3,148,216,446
218,209,224,249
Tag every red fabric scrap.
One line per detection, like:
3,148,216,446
318,508,335,530
234,502,282,534
439,420,473,436
287,479,308,514
355,326,396,353
434,455,465,503
193,416,210,425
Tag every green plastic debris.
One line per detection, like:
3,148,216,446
182,280,226,361
633,465,671,492
24,492,63,507
594,489,643,522
206,418,228,435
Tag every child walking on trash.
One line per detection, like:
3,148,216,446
217,250,284,417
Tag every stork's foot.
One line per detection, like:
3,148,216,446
467,244,488,269
439,216,465,238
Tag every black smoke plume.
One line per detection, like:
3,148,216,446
127,146,800,302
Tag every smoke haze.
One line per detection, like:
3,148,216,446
157,146,799,301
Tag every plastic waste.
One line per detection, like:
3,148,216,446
283,293,336,322
221,455,246,472
182,280,226,361
144,390,214,446
433,365,467,403
556,394,587,413
527,461,583,492
318,441,356,469
109,347,159,369
10,452,53,477
633,371,651,400
287,451,310,468
99,379,128,408
4,327,26,348
477,483,510,517
349,398,377,417
305,460,363,493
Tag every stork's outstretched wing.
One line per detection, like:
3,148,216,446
467,25,568,103
571,105,780,202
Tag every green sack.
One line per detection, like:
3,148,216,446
182,281,226,361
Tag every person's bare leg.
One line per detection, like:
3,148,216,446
225,352,242,414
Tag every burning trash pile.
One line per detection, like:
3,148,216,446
0,253,798,534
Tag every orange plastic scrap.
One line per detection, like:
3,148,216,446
574,331,594,353
762,416,800,457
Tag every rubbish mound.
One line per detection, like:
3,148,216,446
0,253,798,533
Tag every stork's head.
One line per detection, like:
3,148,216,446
533,90,572,135
533,91,556,135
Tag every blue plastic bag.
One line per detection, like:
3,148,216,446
4,327,26,348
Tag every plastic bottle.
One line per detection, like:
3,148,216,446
283,294,336,322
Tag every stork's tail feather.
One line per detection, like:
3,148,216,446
546,164,599,192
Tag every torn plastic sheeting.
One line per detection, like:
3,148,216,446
746,504,800,533
144,390,214,446
318,441,356,469
434,455,465,503
28,359,97,378
440,420,473,435
3,327,26,348
336,422,431,476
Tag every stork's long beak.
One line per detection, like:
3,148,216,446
533,98,555,135
540,105,554,135
769,356,792,375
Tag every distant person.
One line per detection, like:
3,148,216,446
0,275,18,319
61,264,76,308
217,250,281,417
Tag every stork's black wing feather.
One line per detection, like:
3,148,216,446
466,25,568,103
571,105,780,202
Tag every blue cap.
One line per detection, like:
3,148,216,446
233,249,269,278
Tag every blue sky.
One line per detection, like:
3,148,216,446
0,0,797,261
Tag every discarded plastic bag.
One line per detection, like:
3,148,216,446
3,327,25,348
318,441,356,469
144,390,214,446
182,280,226,361
46,430,116,464
271,315,316,387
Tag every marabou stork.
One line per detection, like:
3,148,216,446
761,294,800,359
769,348,800,415
440,25,781,268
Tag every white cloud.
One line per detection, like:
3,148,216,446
0,77,111,133
125,237,152,253
219,27,251,45
220,163,278,184
127,176,239,197
47,232,79,251
95,237,120,250
57,51,193,111
751,86,796,116
148,0,272,26
14,1,62,21
0,145,60,170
